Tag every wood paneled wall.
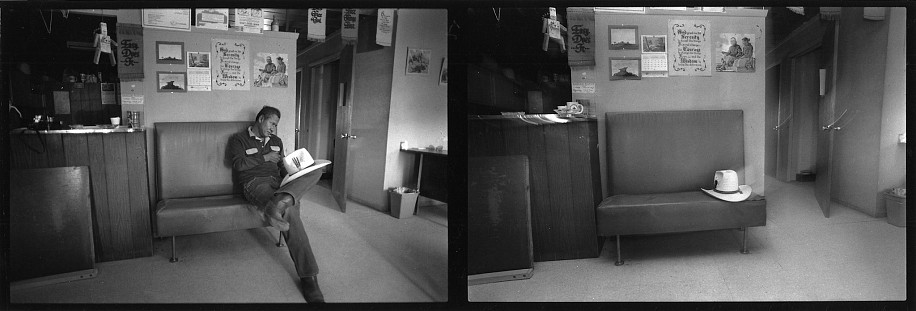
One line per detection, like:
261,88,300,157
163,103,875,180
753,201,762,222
10,131,152,262
469,118,602,261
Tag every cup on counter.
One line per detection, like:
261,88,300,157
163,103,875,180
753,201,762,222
110,117,121,126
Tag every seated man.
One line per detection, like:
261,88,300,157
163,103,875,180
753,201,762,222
226,106,324,303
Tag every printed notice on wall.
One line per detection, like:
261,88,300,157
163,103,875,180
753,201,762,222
571,82,596,93
668,20,711,76
196,8,229,31
212,39,250,90
376,9,394,46
142,9,191,31
121,95,144,105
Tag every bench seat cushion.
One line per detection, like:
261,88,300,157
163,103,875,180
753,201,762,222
156,195,268,237
596,191,766,236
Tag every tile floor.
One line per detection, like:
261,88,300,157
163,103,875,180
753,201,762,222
10,181,449,303
468,177,906,301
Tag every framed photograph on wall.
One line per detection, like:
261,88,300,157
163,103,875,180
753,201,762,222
157,71,188,92
609,57,641,80
641,35,667,53
156,41,185,64
609,25,639,50
406,48,431,75
187,52,210,68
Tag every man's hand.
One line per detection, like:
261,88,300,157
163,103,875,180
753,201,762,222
263,151,282,163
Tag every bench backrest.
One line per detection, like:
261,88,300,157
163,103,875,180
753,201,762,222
605,110,745,196
155,122,250,200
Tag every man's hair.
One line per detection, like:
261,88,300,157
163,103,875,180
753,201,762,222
256,106,281,122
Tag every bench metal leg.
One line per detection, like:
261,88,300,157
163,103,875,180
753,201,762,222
276,231,285,247
169,236,179,263
614,235,624,266
740,227,750,254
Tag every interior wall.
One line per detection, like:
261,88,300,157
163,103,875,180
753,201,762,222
570,9,768,197
877,7,906,203
831,7,890,216
383,9,448,203
115,10,299,205
348,15,395,210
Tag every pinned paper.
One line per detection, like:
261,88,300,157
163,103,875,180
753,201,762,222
566,8,595,66
376,9,395,46
341,9,359,44
307,8,327,42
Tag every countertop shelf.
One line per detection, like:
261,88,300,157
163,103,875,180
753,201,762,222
11,127,146,134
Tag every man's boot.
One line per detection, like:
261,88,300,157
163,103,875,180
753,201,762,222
300,276,325,303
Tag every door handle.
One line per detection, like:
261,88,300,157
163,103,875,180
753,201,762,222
340,133,358,139
774,114,792,131
822,125,833,131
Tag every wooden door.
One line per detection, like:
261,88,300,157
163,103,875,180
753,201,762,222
331,45,356,213
332,104,352,213
815,23,839,218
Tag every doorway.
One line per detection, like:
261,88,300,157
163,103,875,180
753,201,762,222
300,60,340,180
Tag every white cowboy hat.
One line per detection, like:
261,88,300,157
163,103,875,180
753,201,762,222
701,170,752,202
279,149,331,188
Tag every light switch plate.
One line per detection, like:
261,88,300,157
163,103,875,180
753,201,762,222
899,133,906,144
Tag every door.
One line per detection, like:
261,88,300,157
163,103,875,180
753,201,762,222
331,45,356,213
300,62,339,164
789,49,821,182
332,104,352,213
294,68,304,149
814,23,839,218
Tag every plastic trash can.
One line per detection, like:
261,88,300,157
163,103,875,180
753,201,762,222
884,191,906,227
389,187,419,219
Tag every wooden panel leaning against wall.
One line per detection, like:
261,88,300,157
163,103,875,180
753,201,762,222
10,131,153,262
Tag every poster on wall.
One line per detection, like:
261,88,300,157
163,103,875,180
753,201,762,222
212,38,250,90
253,53,289,88
142,9,191,31
196,8,229,30
376,9,395,46
341,8,359,44
566,9,595,67
406,48,431,75
715,33,756,72
668,20,711,76
231,8,263,34
187,52,212,91
307,8,327,42
116,23,144,81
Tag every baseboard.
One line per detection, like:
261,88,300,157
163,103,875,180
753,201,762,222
468,268,533,286
11,268,98,291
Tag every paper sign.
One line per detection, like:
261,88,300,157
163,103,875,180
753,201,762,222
121,95,144,105
376,9,394,46
566,9,595,66
668,20,711,76
53,91,70,114
213,38,250,90
196,8,229,30
307,8,327,41
341,9,359,44
231,8,262,34
142,9,191,31
572,83,596,93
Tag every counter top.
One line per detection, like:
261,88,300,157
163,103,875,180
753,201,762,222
400,147,448,156
469,114,597,125
11,126,146,134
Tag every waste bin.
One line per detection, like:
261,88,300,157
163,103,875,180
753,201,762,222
389,187,419,219
884,190,906,227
